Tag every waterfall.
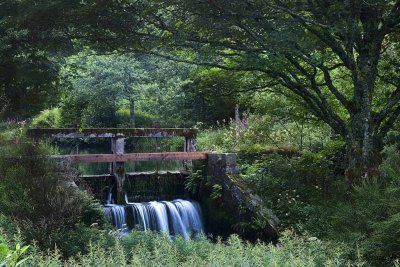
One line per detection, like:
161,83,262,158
164,201,188,239
104,199,204,239
148,201,170,232
105,186,114,205
104,204,127,230
173,199,203,235
131,203,151,230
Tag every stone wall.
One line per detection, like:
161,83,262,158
203,153,279,243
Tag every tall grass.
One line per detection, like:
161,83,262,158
20,230,357,267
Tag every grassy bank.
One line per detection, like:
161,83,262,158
1,229,358,267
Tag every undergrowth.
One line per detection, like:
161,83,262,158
1,230,360,267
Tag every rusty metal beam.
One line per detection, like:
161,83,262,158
27,128,197,139
52,152,208,163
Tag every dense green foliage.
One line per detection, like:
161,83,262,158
31,108,62,128
197,112,330,153
0,230,359,267
1,0,400,266
199,123,400,265
236,141,400,265
138,0,400,184
57,53,199,128
0,124,107,258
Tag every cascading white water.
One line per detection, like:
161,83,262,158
104,204,127,230
173,199,203,235
148,201,170,232
105,186,114,205
131,203,151,230
104,199,204,239
163,201,188,239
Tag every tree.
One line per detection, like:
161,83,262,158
0,0,77,119
125,0,400,188
59,53,194,127
3,0,399,187
60,53,149,127
0,0,151,119
183,68,247,124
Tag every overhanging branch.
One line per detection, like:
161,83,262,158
379,105,400,136
375,86,400,126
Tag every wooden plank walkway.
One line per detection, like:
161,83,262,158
52,152,208,163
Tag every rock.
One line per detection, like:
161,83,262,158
64,181,78,187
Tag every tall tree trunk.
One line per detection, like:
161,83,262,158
129,95,135,128
340,12,386,187
345,50,382,189
344,132,383,190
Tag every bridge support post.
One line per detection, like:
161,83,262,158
182,137,197,171
111,138,125,204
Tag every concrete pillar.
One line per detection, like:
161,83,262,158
207,153,240,177
111,138,125,203
182,137,197,171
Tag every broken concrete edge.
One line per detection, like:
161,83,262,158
206,152,279,242
227,174,279,225
26,128,197,138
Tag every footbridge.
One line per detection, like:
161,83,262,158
27,128,234,202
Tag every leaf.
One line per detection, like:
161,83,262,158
16,257,29,266
0,244,10,257
19,245,29,255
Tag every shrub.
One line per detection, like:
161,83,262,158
236,140,400,265
0,141,81,231
326,144,400,265
240,150,337,236
197,127,233,152
81,100,118,128
0,127,106,256
31,108,61,128
0,243,30,267
49,224,114,258
197,113,330,153
116,108,157,128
